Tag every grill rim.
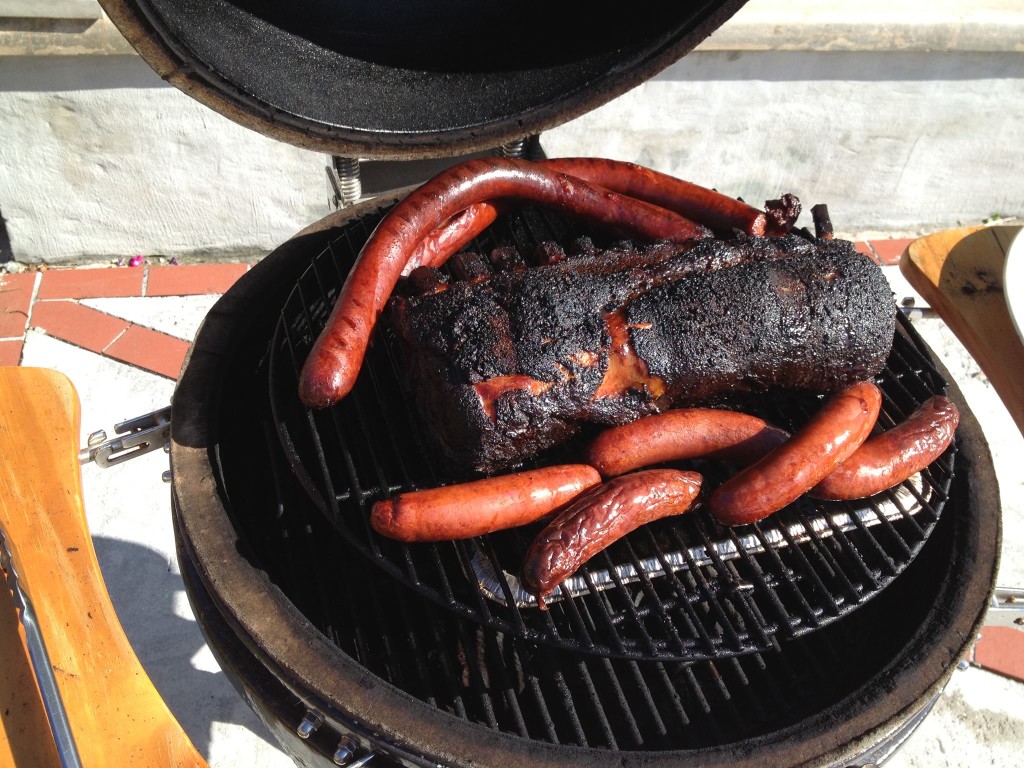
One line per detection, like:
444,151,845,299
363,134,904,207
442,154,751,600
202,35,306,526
170,197,1001,768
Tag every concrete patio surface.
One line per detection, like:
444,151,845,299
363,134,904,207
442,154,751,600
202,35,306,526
1,244,1022,767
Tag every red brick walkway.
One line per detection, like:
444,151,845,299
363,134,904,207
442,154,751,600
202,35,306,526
0,262,248,377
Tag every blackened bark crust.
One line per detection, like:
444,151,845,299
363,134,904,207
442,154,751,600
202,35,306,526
387,235,895,475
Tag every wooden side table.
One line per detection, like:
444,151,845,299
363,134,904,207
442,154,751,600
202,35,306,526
901,225,1024,436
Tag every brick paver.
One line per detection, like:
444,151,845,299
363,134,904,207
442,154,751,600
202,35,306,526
104,324,190,379
30,300,129,353
0,340,22,366
147,263,249,297
868,238,915,266
0,273,37,338
38,266,145,300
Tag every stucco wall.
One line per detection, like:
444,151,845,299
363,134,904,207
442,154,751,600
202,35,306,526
0,55,328,263
543,50,1024,239
1,1,1022,264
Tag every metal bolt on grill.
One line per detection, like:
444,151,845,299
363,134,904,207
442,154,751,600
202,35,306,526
264,203,955,664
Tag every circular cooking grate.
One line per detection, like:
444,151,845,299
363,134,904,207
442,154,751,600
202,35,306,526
265,203,956,663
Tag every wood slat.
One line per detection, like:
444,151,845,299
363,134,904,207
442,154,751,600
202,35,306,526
0,366,207,768
901,225,1024,435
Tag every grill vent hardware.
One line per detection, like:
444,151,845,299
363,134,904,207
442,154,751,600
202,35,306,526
265,203,956,664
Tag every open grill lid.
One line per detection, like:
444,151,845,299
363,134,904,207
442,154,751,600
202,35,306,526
98,0,749,159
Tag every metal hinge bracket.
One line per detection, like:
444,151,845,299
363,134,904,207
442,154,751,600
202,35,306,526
78,406,171,468
986,586,1024,630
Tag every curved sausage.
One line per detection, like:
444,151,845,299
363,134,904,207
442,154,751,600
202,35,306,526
298,157,709,408
708,381,883,526
404,157,772,274
585,408,790,478
404,204,501,274
809,396,959,500
521,469,703,606
370,464,601,543
543,158,772,236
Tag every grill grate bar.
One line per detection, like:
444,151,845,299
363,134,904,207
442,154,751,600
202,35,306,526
747,521,826,628
856,493,915,561
454,622,500,729
620,659,671,745
659,530,747,649
842,504,903,578
716,521,810,635
569,657,618,749
862,469,927,548
452,541,504,621
729,652,780,722
379,566,441,708
511,638,563,744
693,515,788,642
480,631,531,737
681,661,719,716
821,504,890,585
784,504,863,606
879,483,929,538
904,462,951,520
585,550,667,656
622,533,717,654
651,661,692,728
596,656,646,747
664,522,775,649
555,578,617,653
768,511,848,617
420,613,471,720
733,655,782,732
284,281,346,529
549,665,590,746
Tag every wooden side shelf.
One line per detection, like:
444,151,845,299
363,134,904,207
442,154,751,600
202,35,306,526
901,225,1024,435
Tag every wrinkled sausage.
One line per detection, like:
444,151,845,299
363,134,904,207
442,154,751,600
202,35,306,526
521,469,703,606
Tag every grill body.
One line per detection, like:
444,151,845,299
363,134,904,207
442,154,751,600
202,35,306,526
170,198,1001,768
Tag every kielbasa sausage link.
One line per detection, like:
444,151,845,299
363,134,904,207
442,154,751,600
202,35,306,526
521,469,703,606
585,408,790,478
809,396,959,500
370,464,601,543
708,381,883,526
405,158,771,273
299,157,709,408
544,158,771,236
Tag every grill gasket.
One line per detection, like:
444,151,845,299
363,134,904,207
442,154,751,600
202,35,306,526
267,205,955,663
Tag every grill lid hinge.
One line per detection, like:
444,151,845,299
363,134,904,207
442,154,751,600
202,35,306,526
79,406,171,469
986,586,1024,630
327,156,363,209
